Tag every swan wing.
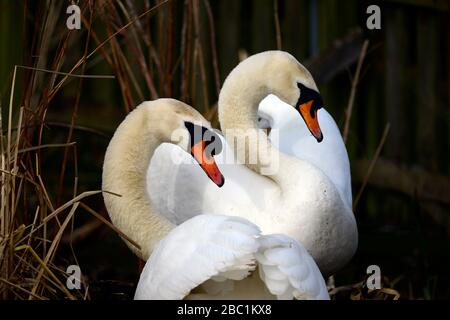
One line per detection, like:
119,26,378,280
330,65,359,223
134,214,261,300
256,234,329,300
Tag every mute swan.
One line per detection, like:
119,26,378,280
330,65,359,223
102,98,328,300
102,99,225,259
148,51,357,277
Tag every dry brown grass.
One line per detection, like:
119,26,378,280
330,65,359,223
0,0,222,300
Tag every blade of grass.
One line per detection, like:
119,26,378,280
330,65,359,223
353,123,391,210
0,278,47,300
202,0,220,96
56,2,94,207
192,0,209,113
48,0,169,102
16,65,115,79
15,244,75,300
343,40,369,143
18,142,76,154
18,191,106,244
29,202,80,299
79,202,141,250
274,0,282,50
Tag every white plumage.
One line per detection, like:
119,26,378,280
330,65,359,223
256,234,329,300
135,214,260,300
259,94,352,208
135,215,329,300
103,51,357,301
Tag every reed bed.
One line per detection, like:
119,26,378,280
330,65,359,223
0,0,224,300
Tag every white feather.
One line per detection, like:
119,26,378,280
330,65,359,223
134,214,260,300
256,234,330,300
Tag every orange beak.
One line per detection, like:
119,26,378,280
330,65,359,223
298,100,323,142
191,141,224,187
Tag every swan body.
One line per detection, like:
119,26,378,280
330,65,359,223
148,51,357,276
148,140,355,277
103,97,329,300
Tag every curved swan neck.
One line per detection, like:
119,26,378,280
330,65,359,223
218,65,294,186
219,66,268,131
102,104,174,260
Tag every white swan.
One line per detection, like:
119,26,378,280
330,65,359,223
103,98,328,300
148,51,358,277
102,99,225,259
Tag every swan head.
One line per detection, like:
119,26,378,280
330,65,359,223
182,121,224,187
262,52,324,143
139,99,225,187
220,51,324,142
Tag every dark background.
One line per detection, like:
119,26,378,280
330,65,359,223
0,0,448,300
